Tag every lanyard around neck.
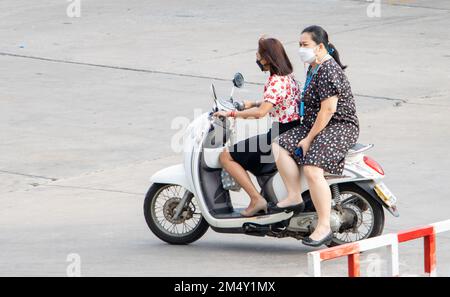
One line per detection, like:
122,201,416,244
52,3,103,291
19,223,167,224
303,65,320,93
299,55,331,119
299,65,320,118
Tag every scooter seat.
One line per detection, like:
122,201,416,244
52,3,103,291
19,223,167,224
254,144,372,177
256,162,278,176
347,143,374,156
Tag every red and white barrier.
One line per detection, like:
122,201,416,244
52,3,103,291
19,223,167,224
307,219,450,277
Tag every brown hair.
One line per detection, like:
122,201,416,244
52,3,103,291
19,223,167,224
258,37,293,76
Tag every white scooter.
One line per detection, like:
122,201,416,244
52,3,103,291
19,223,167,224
144,73,399,247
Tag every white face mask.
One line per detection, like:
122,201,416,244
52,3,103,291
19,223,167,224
298,47,317,64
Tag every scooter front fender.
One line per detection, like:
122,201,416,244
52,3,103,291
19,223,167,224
150,164,193,193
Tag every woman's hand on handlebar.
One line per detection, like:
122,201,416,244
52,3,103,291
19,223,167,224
213,110,231,119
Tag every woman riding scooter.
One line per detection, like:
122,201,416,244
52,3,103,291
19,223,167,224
213,36,303,217
271,25,360,247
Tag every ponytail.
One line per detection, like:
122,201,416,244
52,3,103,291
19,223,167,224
327,43,347,70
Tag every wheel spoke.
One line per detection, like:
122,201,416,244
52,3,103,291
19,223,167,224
149,185,204,238
332,190,380,244
184,220,195,230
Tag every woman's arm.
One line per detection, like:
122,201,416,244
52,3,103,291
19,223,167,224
214,102,273,119
235,102,273,119
306,96,338,140
243,100,262,109
297,96,338,153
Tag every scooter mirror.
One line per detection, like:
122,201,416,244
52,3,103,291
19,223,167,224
232,73,244,88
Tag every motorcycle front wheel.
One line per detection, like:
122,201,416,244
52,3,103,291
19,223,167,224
144,183,209,245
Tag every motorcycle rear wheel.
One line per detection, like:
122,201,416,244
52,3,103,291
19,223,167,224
326,183,385,247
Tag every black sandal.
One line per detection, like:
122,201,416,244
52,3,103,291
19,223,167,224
268,201,305,214
302,231,334,247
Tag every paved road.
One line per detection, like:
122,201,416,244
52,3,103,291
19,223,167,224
0,0,449,276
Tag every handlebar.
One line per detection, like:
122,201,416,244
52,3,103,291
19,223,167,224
233,101,245,111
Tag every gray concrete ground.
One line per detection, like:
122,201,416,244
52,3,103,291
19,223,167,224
0,0,449,276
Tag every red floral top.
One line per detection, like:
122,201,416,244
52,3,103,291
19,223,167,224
263,74,301,123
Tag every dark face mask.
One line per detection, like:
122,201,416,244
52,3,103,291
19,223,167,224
256,59,266,72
